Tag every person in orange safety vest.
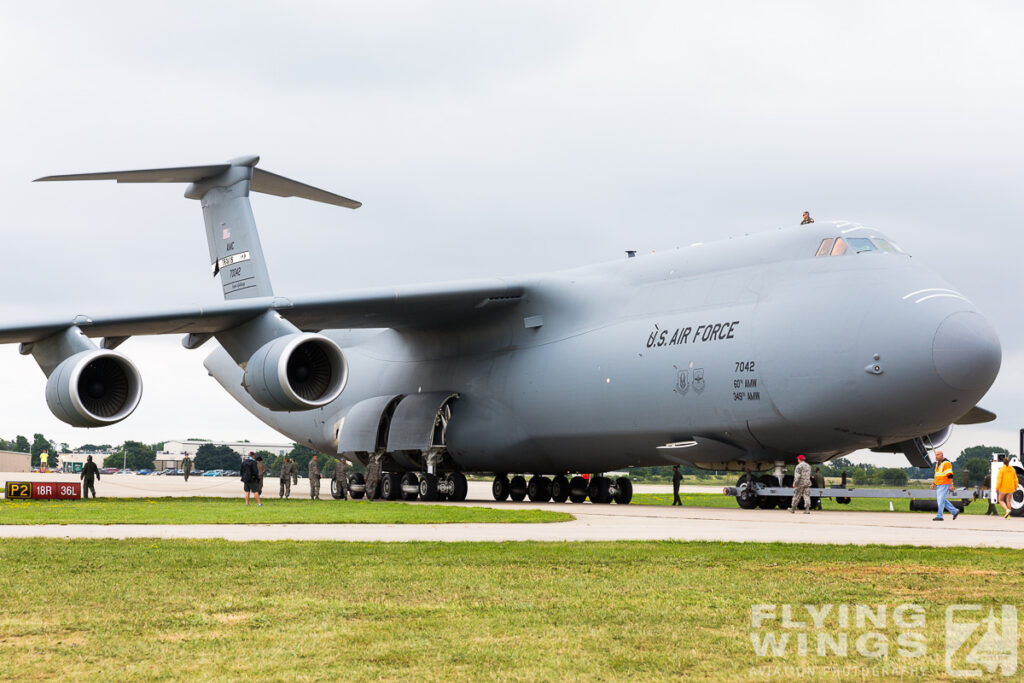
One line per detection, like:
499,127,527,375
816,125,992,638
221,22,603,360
995,455,1019,519
929,451,959,521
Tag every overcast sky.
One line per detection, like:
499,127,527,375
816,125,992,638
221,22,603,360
0,2,1021,464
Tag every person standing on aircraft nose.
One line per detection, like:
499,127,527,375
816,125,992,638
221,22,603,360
671,465,682,506
800,211,814,225
308,454,321,500
791,455,811,513
930,451,959,521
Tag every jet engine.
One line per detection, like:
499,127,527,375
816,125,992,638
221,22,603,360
44,349,143,427
242,333,347,411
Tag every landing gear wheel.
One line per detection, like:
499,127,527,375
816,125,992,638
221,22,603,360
588,476,612,504
613,477,633,504
492,475,510,501
401,472,419,501
551,475,571,503
568,476,588,503
349,473,366,500
331,478,344,499
446,472,468,502
527,476,552,502
418,472,439,501
756,475,777,510
509,475,528,502
735,474,758,510
380,472,400,501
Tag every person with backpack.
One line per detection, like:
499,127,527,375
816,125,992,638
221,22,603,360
240,453,262,506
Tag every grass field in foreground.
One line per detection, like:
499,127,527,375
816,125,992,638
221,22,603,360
0,497,572,525
1,540,1019,681
632,492,995,514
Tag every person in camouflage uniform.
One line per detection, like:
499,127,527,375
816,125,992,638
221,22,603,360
254,454,266,495
308,454,321,500
333,458,349,500
791,454,812,514
810,467,825,510
181,455,192,482
292,460,299,486
80,455,100,499
279,457,293,499
364,453,383,502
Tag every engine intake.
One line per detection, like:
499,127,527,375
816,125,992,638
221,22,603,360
45,350,143,427
243,333,347,411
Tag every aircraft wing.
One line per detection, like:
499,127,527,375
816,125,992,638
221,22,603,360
0,278,525,344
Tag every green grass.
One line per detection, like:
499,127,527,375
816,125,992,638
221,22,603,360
0,497,572,525
633,492,992,514
0,540,1019,681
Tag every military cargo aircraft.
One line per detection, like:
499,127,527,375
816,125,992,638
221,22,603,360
0,156,1003,507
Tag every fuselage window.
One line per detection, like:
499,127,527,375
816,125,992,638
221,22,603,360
846,237,877,253
815,238,834,256
830,237,848,256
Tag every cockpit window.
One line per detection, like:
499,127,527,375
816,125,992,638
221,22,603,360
815,235,910,258
846,237,877,253
873,238,908,255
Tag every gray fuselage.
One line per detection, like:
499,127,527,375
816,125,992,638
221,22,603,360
205,221,1001,474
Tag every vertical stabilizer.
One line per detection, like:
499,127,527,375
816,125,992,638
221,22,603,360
186,156,273,300
35,155,361,302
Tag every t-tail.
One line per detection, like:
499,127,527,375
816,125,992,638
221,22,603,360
35,155,360,300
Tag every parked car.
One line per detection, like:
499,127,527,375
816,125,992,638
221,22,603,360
136,469,153,475
203,469,224,477
116,469,135,475
99,467,118,475
224,470,240,477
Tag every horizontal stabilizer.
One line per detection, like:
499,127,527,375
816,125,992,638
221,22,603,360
36,165,232,184
34,156,360,209
251,169,360,208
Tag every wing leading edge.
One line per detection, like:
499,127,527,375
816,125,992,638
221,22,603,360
0,278,525,345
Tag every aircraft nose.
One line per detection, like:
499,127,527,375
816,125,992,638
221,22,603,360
932,310,1001,394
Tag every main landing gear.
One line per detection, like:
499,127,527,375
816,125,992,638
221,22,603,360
345,471,468,502
491,474,633,504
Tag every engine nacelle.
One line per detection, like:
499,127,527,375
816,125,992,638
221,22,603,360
242,333,347,411
44,350,143,427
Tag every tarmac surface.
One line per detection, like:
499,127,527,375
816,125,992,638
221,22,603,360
3,473,1022,548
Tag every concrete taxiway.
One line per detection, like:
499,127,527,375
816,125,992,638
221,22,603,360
2,504,1022,548
2,473,1021,547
